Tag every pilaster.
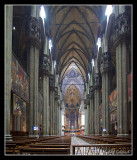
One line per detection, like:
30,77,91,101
93,73,101,135
100,51,111,135
89,86,94,134
113,12,131,136
41,55,50,136
49,74,55,135
5,5,13,140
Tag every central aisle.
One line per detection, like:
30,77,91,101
70,136,91,155
71,136,91,145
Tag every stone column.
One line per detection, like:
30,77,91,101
59,106,62,135
86,94,90,135
100,51,111,135
5,5,13,140
56,100,59,135
41,54,50,136
49,74,55,135
94,73,101,135
113,12,131,136
26,6,41,137
54,87,58,135
84,99,87,135
89,86,94,134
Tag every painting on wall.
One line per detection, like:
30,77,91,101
11,54,29,103
109,88,117,111
110,110,117,123
13,93,26,117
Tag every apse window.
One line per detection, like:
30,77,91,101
96,37,101,51
92,59,94,67
40,5,46,24
62,115,64,126
81,114,85,125
105,5,113,23
49,39,52,52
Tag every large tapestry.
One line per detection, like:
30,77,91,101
128,72,131,102
11,54,29,103
13,93,26,117
110,110,117,123
109,88,117,111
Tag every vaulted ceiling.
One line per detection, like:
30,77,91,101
46,5,106,105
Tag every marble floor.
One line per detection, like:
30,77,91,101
70,136,91,155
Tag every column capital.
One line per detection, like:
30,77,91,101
84,97,90,106
41,55,51,76
93,73,101,89
49,74,55,90
112,12,131,47
54,87,58,100
26,16,41,49
84,106,87,110
84,99,87,105
100,51,111,74
89,86,94,99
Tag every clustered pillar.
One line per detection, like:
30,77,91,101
93,73,101,135
89,86,94,135
49,74,55,135
5,5,13,140
100,51,111,135
84,99,87,135
113,12,131,136
26,6,41,137
41,54,50,136
86,94,90,135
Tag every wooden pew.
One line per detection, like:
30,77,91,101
78,135,131,144
19,147,70,154
6,143,16,154
29,144,70,148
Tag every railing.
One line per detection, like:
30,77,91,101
71,144,131,155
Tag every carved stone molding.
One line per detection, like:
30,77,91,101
93,73,100,89
49,74,55,90
41,55,50,76
89,86,94,99
84,106,87,110
111,12,131,47
26,16,41,49
100,51,111,74
86,94,90,100
84,99,87,105
54,87,58,100
58,95,60,100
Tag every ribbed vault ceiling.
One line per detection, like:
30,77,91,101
46,5,104,106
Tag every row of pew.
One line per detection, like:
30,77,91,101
5,135,71,155
77,134,131,144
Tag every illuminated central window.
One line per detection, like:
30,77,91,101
81,114,85,125
105,5,113,23
40,5,46,24
97,37,101,51
62,115,64,126
49,39,52,52
92,59,94,67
